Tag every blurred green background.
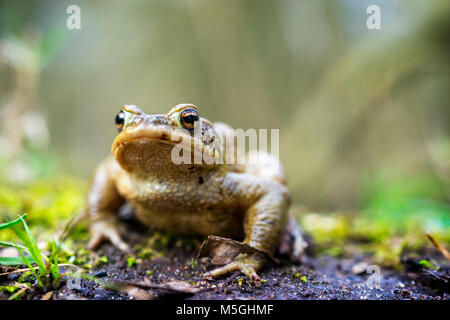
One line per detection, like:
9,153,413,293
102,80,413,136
0,0,449,248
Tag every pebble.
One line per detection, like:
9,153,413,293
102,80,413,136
400,289,412,297
93,270,108,278
352,262,368,275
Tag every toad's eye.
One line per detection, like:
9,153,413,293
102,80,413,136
115,111,125,132
179,108,199,130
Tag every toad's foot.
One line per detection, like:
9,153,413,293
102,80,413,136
203,252,266,287
88,218,130,252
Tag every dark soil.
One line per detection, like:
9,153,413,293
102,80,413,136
1,218,448,300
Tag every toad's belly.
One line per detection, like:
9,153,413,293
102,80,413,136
133,205,245,239
116,171,244,238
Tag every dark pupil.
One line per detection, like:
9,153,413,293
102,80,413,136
115,112,125,131
183,114,197,124
181,110,198,129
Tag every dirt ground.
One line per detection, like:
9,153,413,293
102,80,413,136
0,218,448,300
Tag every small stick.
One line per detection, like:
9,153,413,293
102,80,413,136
8,285,29,300
0,263,78,277
221,271,241,286
426,232,450,261
115,280,207,293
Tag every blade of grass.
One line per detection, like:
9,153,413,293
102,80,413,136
0,256,35,266
48,239,59,261
0,214,27,231
11,216,46,274
10,226,33,251
6,216,47,274
51,256,60,289
14,240,43,287
56,210,85,242
0,240,30,252
47,239,62,289
0,240,48,263
48,239,61,289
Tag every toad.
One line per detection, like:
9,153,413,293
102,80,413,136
86,103,305,284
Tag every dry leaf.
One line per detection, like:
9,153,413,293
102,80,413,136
41,291,53,300
197,235,278,265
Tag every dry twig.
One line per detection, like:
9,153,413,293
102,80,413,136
426,232,450,261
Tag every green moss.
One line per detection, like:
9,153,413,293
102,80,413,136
18,271,33,283
0,176,86,242
298,184,450,268
127,256,139,267
419,259,440,270
136,246,158,260
146,231,198,250
99,256,108,264
0,285,19,293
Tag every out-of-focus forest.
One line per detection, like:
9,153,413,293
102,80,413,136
0,0,449,247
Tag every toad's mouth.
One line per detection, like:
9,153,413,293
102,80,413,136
112,127,218,173
113,127,178,152
112,126,205,154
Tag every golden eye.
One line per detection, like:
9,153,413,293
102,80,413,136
179,108,199,130
115,111,125,132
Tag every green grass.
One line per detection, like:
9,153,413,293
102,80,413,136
0,214,61,290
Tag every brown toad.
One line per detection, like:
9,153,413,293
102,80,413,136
86,103,305,284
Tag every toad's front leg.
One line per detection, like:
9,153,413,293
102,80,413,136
204,174,290,286
87,157,129,252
